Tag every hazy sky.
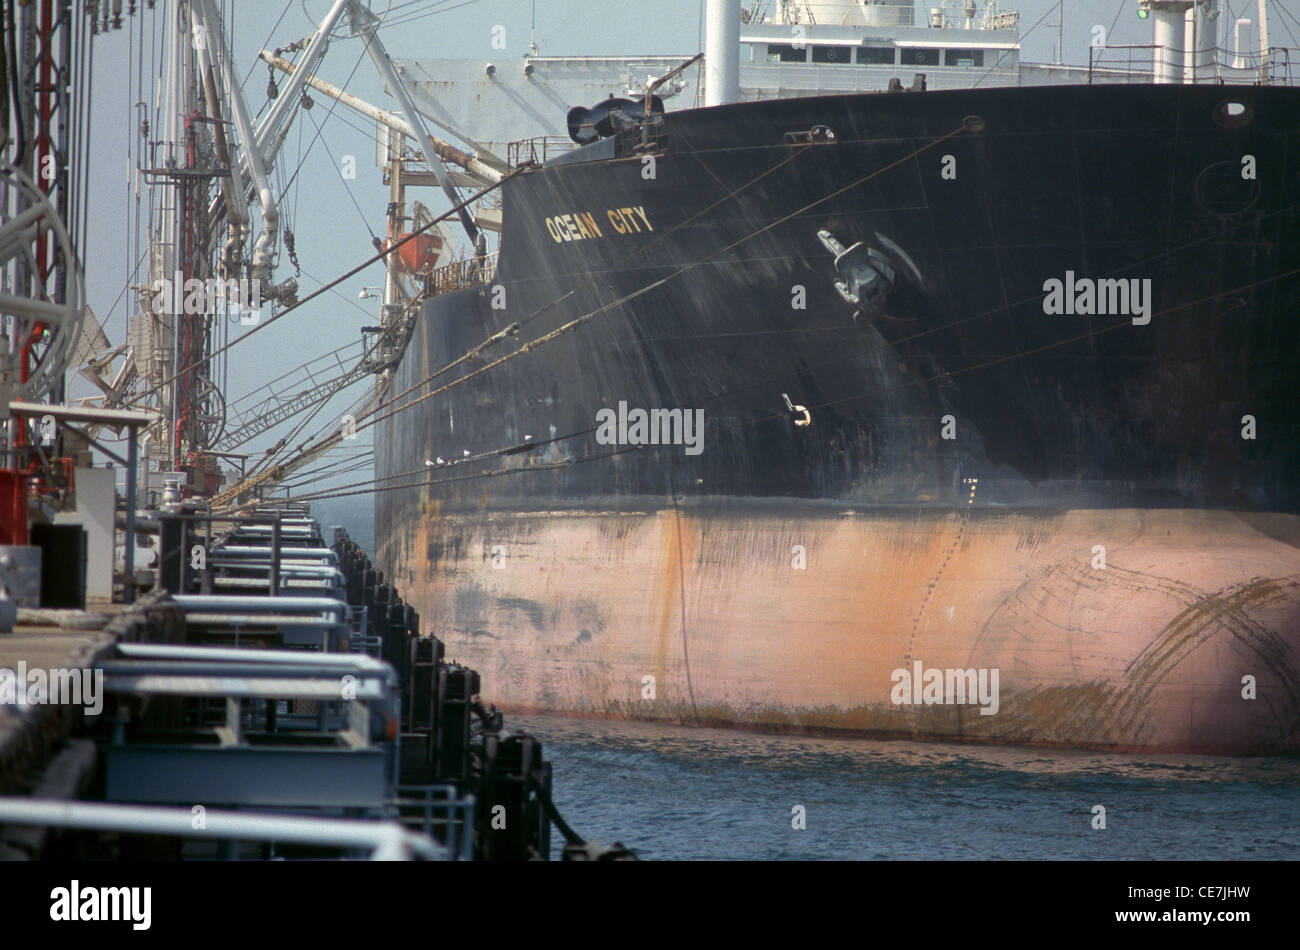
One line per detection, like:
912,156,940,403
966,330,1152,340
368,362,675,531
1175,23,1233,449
78,0,1298,490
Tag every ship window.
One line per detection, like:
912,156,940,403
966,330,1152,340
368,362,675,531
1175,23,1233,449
856,46,896,65
901,48,941,66
811,45,852,64
767,44,807,62
944,49,985,66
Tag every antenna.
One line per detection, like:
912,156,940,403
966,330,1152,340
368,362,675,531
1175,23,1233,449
1057,0,1064,64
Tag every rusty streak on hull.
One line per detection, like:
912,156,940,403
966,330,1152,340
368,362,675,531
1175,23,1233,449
376,503,1300,756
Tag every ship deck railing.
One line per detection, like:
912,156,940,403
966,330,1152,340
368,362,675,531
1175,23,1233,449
390,785,476,860
0,798,445,860
98,643,401,810
1088,44,1298,85
506,135,575,167
421,252,499,296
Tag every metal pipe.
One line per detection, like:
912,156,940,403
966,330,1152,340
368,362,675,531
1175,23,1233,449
1257,0,1270,82
196,0,278,280
1146,1,1195,83
705,0,740,106
209,545,337,559
1233,18,1252,68
211,561,339,574
197,52,249,276
0,798,442,860
105,660,383,681
258,51,503,184
171,594,347,617
116,641,392,669
1192,0,1217,81
124,426,137,603
643,53,703,148
176,0,247,272
1153,10,1183,83
252,0,352,164
271,518,281,595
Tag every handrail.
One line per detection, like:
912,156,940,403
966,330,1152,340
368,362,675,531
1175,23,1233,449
1088,44,1298,85
0,798,443,860
422,252,499,296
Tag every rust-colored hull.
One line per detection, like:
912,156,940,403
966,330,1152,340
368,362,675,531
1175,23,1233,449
377,503,1300,755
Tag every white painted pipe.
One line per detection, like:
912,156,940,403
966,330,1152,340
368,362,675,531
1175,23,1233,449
1233,18,1252,68
1192,2,1217,81
258,51,502,184
189,5,248,278
1153,10,1184,83
197,0,278,281
253,0,352,163
705,0,740,107
1257,0,1270,82
0,798,442,860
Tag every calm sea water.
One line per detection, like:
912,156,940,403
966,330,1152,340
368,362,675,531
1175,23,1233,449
512,715,1300,861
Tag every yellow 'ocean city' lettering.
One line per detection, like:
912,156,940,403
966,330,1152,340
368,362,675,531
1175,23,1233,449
545,207,653,242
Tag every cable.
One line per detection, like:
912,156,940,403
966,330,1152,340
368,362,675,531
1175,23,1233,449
248,252,1300,509
239,0,296,92
275,43,369,200
974,3,1058,85
219,89,1300,505
345,120,1300,462
220,112,1134,496
354,123,971,440
280,452,376,490
1272,3,1300,49
363,135,819,424
101,248,150,329
527,774,585,849
374,0,483,32
304,105,378,241
225,337,365,413
123,168,523,410
238,329,388,479
1103,0,1128,59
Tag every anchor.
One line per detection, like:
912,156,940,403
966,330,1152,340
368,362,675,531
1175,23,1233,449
817,228,899,320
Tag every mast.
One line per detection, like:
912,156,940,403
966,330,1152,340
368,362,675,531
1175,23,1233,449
705,0,741,106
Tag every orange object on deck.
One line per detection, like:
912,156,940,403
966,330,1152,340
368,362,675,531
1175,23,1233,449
389,233,447,274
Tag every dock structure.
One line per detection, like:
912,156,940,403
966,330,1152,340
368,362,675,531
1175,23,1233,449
0,0,640,865
0,504,596,861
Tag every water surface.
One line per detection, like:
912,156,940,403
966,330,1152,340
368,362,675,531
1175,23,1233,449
513,715,1300,860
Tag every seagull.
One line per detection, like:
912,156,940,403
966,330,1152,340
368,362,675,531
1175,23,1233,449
426,458,445,467
524,435,533,441
462,449,471,457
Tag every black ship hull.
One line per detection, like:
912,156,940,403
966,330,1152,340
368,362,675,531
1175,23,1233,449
374,83,1300,754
